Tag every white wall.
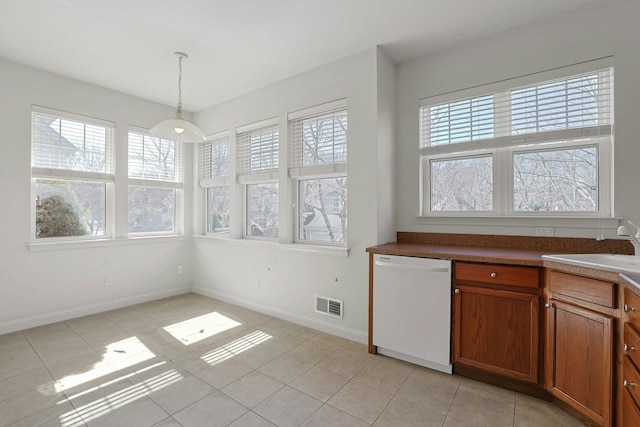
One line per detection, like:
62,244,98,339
396,0,640,238
376,47,397,245
0,58,195,334
192,48,395,342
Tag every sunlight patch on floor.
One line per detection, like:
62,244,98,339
55,337,155,393
201,329,272,366
61,367,183,424
163,311,242,345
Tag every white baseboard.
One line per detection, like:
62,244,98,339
192,286,368,344
0,286,192,335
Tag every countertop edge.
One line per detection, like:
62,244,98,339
367,243,544,267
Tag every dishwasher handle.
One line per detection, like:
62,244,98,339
374,260,450,272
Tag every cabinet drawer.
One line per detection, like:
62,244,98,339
625,322,640,369
625,287,640,327
455,262,539,289
624,356,640,408
548,270,615,308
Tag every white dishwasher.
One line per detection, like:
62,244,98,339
373,254,452,374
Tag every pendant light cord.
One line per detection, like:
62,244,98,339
177,55,183,114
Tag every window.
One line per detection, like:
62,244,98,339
128,129,182,233
289,100,347,244
199,133,230,233
31,107,115,240
236,120,279,238
419,61,613,216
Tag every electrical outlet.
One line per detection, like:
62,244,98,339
536,227,554,237
178,265,183,274
105,276,112,286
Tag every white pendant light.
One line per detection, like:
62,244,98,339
149,52,206,143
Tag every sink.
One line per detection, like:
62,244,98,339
542,253,640,274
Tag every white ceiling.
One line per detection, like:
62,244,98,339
0,0,610,112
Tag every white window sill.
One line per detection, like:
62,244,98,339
417,215,621,229
28,235,187,252
193,235,349,257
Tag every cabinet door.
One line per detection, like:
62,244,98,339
453,285,540,383
545,300,613,427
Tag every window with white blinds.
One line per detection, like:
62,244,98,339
199,133,230,186
31,107,115,240
199,132,231,234
236,121,279,183
128,130,182,184
235,119,280,238
419,60,613,216
128,129,182,234
288,100,348,244
289,103,347,177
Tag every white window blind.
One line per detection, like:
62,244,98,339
199,133,230,187
236,123,279,183
128,130,182,186
420,67,613,156
289,105,347,178
31,109,115,180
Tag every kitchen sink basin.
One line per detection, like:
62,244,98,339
542,253,640,274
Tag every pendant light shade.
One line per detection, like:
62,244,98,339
149,52,205,143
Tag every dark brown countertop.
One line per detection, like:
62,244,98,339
367,232,634,271
366,242,547,266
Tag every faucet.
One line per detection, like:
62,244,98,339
617,220,640,256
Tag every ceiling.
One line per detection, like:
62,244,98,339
0,0,610,112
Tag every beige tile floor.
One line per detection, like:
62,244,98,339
0,293,586,427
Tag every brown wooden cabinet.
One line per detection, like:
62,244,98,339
621,287,640,426
545,270,615,427
453,262,541,383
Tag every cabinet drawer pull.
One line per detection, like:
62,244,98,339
454,288,460,294
624,304,638,312
624,379,636,387
490,272,497,278
624,344,636,352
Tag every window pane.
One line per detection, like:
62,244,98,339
299,177,347,243
246,183,278,238
430,156,493,211
511,74,600,134
128,186,175,233
128,132,178,181
426,95,494,146
211,142,229,177
35,179,106,238
513,147,598,212
250,128,279,171
207,186,230,233
32,113,107,172
300,111,347,166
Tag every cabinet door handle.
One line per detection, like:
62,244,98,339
624,379,636,387
625,344,636,352
624,305,638,312
544,303,551,308
490,272,497,278
454,289,460,294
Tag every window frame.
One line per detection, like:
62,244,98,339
30,106,116,241
419,59,613,219
127,127,184,236
288,100,348,246
236,118,280,240
200,131,231,235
